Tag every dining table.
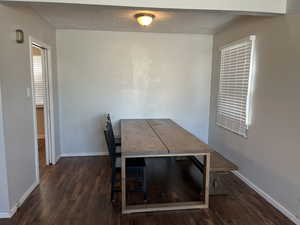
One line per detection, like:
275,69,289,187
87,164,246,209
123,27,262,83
120,119,213,214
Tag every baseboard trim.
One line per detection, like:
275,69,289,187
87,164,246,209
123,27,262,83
233,171,300,225
0,212,10,219
60,152,108,157
9,180,39,218
55,154,61,164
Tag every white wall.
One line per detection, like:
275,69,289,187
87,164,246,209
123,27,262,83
57,30,212,156
209,15,300,223
0,3,60,215
286,0,300,13
0,85,10,216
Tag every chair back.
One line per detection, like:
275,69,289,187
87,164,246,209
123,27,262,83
104,120,117,161
106,113,116,139
106,113,112,123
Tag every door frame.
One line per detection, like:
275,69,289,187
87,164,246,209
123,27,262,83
29,36,56,182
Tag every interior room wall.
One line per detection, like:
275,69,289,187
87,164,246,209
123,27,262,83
0,85,10,216
0,3,60,215
209,14,300,223
286,0,300,13
56,30,213,156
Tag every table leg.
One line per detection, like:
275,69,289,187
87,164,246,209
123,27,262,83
203,153,210,207
121,156,126,213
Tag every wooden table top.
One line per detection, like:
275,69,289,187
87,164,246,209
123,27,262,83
121,119,213,157
120,119,168,156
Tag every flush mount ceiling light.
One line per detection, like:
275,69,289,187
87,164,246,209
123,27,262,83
135,13,155,26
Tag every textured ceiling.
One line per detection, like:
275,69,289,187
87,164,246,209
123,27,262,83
29,3,241,34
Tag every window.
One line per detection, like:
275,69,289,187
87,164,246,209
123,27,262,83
216,36,256,137
32,55,46,106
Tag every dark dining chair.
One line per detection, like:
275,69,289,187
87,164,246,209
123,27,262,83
106,113,121,146
104,121,147,202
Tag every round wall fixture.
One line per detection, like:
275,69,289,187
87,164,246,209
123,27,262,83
134,13,155,26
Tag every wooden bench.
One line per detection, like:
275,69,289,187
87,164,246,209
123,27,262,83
190,151,238,195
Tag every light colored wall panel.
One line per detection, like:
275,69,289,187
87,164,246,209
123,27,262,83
57,30,212,155
286,0,300,13
0,85,10,215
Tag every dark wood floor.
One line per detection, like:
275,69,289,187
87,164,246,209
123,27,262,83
0,156,295,225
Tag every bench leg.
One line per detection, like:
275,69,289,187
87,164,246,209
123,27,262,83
209,172,229,196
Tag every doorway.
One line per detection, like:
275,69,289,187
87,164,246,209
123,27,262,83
29,37,56,180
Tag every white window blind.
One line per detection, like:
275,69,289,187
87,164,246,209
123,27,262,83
32,55,46,105
216,36,255,137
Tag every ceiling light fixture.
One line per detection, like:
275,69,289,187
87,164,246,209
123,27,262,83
135,13,155,26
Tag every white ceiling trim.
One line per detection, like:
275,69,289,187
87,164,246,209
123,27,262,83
5,0,287,14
